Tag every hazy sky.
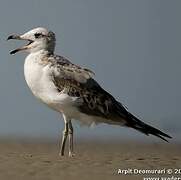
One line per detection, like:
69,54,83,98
0,0,180,142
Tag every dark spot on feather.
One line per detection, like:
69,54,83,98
74,91,80,97
66,69,73,72
86,95,91,102
57,88,61,92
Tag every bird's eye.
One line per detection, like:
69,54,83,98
34,33,43,38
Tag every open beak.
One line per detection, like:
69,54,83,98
7,34,34,54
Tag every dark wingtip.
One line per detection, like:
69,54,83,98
125,113,173,143
144,126,172,143
154,134,170,143
156,130,172,140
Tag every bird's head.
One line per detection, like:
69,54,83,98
7,27,56,54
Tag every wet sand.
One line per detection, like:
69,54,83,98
0,140,180,180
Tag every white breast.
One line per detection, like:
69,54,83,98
24,52,80,116
24,53,57,105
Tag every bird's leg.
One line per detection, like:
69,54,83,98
68,120,75,157
59,115,69,156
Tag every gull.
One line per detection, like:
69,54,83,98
7,27,172,157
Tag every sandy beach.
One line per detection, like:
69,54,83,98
0,140,180,180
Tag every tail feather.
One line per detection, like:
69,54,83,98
112,100,172,142
125,113,172,142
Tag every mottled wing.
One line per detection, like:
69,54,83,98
50,55,172,142
51,55,95,83
51,55,128,121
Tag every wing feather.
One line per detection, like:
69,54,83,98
52,55,94,83
49,55,172,141
50,55,127,120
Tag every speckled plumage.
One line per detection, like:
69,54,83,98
8,27,172,157
45,55,126,120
